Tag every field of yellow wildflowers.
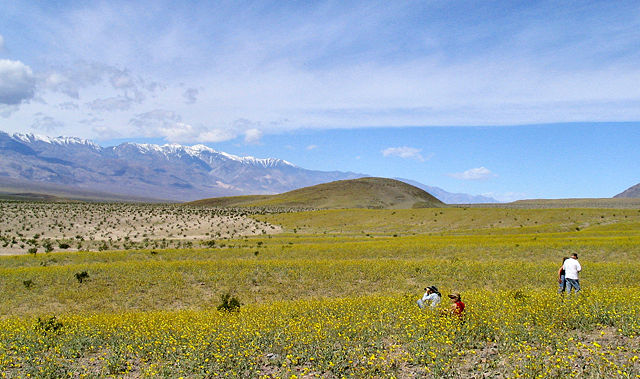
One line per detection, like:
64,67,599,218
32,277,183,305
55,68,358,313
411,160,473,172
0,205,639,377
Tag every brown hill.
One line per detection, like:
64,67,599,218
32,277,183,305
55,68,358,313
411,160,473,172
614,183,640,198
188,177,445,209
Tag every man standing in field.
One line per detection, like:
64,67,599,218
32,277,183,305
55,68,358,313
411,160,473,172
563,253,582,294
557,257,569,294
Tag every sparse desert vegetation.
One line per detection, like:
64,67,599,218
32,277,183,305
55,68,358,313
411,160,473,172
252,206,640,237
0,201,281,254
0,200,639,377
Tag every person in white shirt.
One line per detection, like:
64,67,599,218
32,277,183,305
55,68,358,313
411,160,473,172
563,253,582,294
417,285,441,309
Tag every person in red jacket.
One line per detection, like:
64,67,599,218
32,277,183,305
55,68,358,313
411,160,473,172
448,293,465,317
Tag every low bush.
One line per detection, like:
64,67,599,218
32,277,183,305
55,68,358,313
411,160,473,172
217,293,241,312
74,271,89,283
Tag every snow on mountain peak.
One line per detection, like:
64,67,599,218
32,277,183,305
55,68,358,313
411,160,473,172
154,142,296,168
238,156,296,168
6,130,295,168
126,143,164,154
13,132,101,149
120,140,296,167
188,144,216,154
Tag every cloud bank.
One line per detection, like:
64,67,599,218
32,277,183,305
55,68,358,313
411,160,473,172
244,128,262,144
382,147,426,162
31,113,64,132
449,167,497,181
0,59,36,105
1,2,640,142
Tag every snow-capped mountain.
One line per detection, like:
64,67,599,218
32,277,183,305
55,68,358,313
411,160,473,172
12,133,102,149
119,142,294,169
0,131,362,201
0,131,499,203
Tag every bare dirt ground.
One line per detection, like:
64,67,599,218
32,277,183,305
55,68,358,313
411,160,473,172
0,201,282,255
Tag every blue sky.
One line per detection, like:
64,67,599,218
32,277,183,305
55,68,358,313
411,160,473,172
1,1,639,200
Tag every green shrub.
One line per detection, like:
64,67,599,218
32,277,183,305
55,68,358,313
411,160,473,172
43,240,54,253
217,293,241,312
35,316,63,335
75,271,89,283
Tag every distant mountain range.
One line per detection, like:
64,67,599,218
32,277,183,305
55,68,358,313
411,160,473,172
0,130,499,203
395,178,499,204
0,131,364,201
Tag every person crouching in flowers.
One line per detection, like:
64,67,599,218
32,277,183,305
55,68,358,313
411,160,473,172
444,293,465,318
417,285,441,309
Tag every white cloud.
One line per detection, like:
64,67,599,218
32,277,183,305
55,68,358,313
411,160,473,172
244,128,262,144
197,128,236,143
129,109,236,143
109,70,135,89
0,104,19,118
129,109,181,135
79,116,105,129
58,102,79,110
41,63,110,98
382,146,426,162
183,87,199,104
86,96,135,112
31,113,64,132
232,118,258,129
43,72,79,98
161,122,197,142
232,118,267,144
0,34,4,51
160,122,234,143
91,124,121,138
449,167,497,180
41,62,156,103
130,109,180,125
3,2,640,141
306,144,318,151
0,59,37,105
